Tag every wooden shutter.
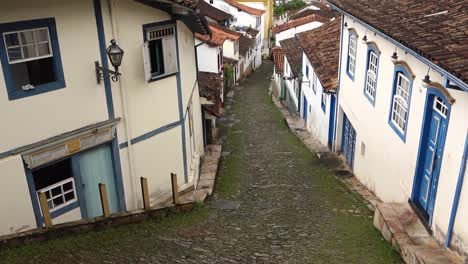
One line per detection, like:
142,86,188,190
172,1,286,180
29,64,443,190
162,36,177,73
142,42,151,82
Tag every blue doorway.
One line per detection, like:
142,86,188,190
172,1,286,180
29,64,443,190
77,145,119,218
341,113,356,170
413,94,450,223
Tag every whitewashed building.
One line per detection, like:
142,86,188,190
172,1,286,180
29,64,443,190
297,18,340,148
329,0,468,255
0,0,209,237
209,0,265,70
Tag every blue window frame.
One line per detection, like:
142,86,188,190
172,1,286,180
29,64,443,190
321,89,327,112
305,65,309,79
363,44,380,105
0,18,65,100
388,65,414,142
346,30,357,81
312,72,317,94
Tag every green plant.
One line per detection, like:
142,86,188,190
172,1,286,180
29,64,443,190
224,63,234,88
274,0,307,17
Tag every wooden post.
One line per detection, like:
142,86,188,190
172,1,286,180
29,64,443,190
99,183,110,217
171,173,179,204
38,192,52,228
140,177,150,210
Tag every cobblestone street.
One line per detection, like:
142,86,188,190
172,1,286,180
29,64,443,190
0,61,402,264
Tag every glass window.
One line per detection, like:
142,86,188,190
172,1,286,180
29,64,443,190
391,72,411,133
144,25,177,80
364,50,379,102
347,33,357,78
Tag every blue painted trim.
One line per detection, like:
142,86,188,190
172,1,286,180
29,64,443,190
328,94,336,147
71,155,88,218
119,120,181,148
0,18,66,101
445,132,468,247
332,15,345,151
24,164,43,227
174,22,188,183
387,65,414,143
328,3,468,92
411,87,452,223
345,30,357,81
50,201,80,219
321,91,326,113
362,45,379,106
94,0,125,211
148,72,177,83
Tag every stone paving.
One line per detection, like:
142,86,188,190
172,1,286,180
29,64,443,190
0,61,403,263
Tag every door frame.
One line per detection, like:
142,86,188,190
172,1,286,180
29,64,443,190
341,113,356,170
411,88,452,225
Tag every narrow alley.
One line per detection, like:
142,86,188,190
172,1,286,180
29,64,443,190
0,61,402,264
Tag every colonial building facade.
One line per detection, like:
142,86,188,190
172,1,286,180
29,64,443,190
0,0,209,236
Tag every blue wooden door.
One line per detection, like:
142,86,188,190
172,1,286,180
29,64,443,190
78,145,119,218
416,96,449,220
342,114,356,169
303,95,308,121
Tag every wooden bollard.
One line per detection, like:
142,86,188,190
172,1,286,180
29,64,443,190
140,177,150,210
38,192,52,228
99,183,110,217
171,173,180,204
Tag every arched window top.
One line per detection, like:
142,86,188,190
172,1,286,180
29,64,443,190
393,61,416,79
366,41,381,55
427,81,456,105
347,28,358,38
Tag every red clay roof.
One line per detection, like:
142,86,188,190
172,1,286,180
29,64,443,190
297,18,341,91
272,14,330,34
199,71,224,117
246,27,259,37
279,37,302,77
226,0,265,16
195,23,241,46
289,5,337,20
328,0,468,83
272,46,284,74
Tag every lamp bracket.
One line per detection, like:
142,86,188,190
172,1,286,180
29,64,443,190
95,61,121,85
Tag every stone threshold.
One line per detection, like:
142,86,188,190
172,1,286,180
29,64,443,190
374,203,465,264
270,94,465,263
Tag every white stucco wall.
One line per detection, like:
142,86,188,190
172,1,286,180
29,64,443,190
336,15,468,251
195,39,221,74
275,21,323,46
301,54,330,146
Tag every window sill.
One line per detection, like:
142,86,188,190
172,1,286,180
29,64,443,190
7,80,66,101
148,72,178,83
363,92,376,107
346,71,355,82
50,201,80,219
388,119,407,143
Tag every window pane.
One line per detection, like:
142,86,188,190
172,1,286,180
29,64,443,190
35,28,49,42
64,192,75,202
53,196,64,206
51,186,62,197
22,45,36,58
37,43,51,56
20,30,35,44
7,47,22,61
4,33,20,47
63,182,73,191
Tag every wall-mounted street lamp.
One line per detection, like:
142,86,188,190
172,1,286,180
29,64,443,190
422,67,432,88
95,39,124,84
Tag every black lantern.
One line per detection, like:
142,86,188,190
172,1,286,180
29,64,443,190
107,39,124,72
95,39,123,84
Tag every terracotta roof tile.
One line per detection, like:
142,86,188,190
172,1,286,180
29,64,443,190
246,27,259,37
199,71,224,117
195,23,241,46
198,0,232,21
279,37,302,76
328,0,468,83
272,14,330,34
272,46,284,74
289,5,337,20
297,18,341,90
226,0,265,16
239,35,255,56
